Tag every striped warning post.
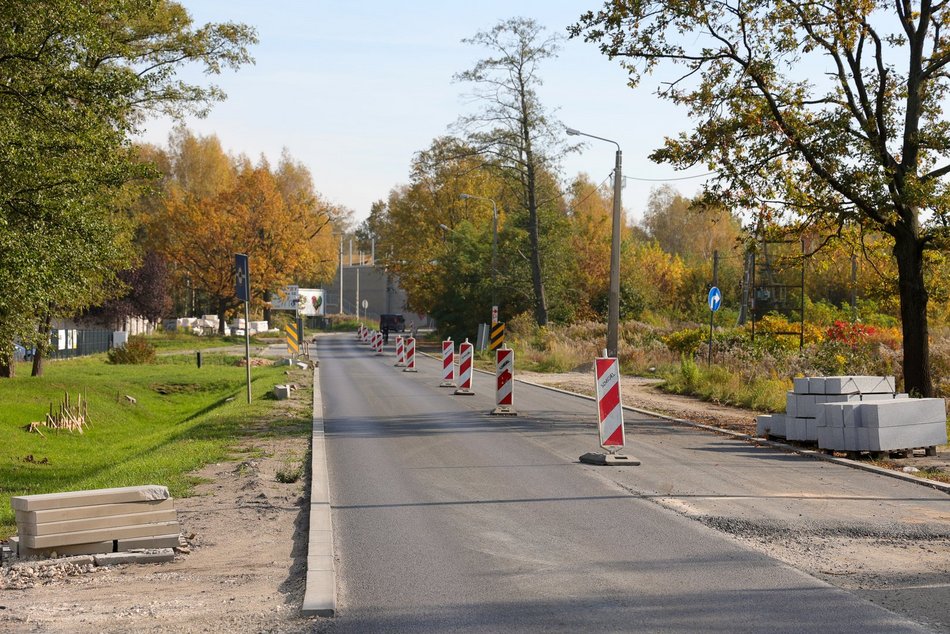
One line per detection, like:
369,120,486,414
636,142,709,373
394,336,405,367
357,324,363,340
361,325,370,344
454,339,474,395
490,346,517,416
595,357,625,450
402,337,417,372
439,339,456,387
285,323,300,355
373,330,383,355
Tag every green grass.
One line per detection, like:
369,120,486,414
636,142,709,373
0,351,311,537
659,357,789,412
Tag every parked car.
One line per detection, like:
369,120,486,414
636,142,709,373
379,314,406,333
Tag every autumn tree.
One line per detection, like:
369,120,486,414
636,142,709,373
149,134,338,331
365,138,506,331
565,174,618,318
574,1,950,396
0,0,255,376
455,17,574,326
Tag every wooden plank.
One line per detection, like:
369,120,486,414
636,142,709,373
11,485,169,512
22,520,180,549
16,498,175,524
17,509,178,536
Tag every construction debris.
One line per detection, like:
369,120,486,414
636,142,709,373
25,391,89,435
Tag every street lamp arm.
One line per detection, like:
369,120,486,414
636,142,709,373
565,127,620,152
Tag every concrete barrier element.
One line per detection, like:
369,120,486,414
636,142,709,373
18,509,178,537
94,549,175,566
23,520,181,549
9,535,113,559
756,414,786,437
868,422,948,451
274,384,292,400
822,375,896,395
117,533,181,550
785,392,798,418
859,398,946,428
12,485,169,512
15,499,174,524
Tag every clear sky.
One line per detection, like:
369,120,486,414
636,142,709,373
138,1,711,226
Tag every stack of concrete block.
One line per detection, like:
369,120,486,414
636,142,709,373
757,375,902,441
816,397,947,454
9,485,180,559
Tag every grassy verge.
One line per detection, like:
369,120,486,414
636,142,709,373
659,356,789,412
148,332,272,351
0,351,312,538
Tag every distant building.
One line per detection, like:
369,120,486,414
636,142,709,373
323,264,429,327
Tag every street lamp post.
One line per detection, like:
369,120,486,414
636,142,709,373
566,127,622,358
459,193,499,323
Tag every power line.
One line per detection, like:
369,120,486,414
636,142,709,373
625,171,716,183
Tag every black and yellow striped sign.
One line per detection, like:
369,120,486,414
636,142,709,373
489,321,505,351
285,323,300,354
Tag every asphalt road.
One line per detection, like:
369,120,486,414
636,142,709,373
318,333,947,633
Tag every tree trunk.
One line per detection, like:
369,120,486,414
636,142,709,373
893,233,932,397
31,313,52,377
525,161,548,326
0,351,14,378
218,298,228,335
263,290,272,325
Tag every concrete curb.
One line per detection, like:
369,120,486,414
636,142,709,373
302,364,336,617
511,375,950,495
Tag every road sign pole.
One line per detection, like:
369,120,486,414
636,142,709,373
244,300,252,403
235,253,251,404
708,251,719,366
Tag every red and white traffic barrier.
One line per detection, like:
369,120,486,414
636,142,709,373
357,324,364,340
454,339,474,395
394,336,405,367
490,346,516,415
439,338,456,387
595,356,624,450
402,337,417,372
373,330,383,355
361,325,370,344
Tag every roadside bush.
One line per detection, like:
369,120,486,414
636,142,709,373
663,328,706,356
107,335,156,365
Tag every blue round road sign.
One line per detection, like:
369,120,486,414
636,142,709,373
708,286,722,312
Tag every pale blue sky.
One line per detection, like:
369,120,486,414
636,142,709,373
138,1,709,225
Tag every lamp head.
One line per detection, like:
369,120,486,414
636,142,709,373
565,127,581,136
438,223,450,231
459,193,472,200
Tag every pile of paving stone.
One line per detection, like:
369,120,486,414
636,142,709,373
756,375,947,455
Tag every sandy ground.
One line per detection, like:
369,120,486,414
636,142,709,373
1,365,947,632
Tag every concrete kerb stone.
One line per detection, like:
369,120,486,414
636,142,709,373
513,376,950,495
302,364,336,618
94,549,175,566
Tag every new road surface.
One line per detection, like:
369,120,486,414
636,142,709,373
317,333,949,632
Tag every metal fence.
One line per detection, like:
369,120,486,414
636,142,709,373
47,329,113,360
